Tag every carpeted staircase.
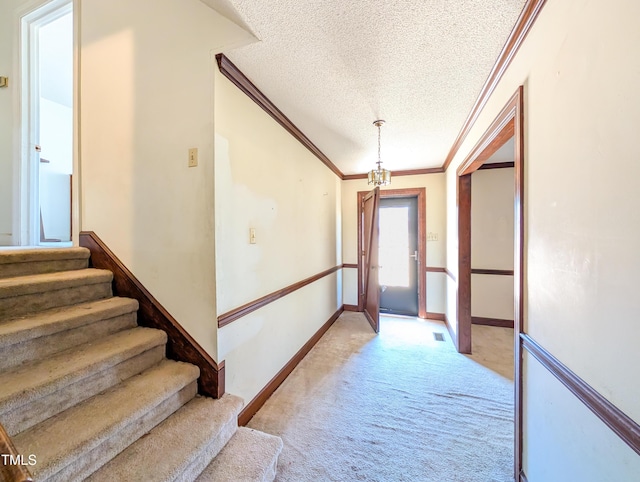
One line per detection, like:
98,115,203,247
0,247,282,482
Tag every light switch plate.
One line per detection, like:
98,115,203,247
249,228,256,244
188,148,198,167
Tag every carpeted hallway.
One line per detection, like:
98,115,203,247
248,312,514,482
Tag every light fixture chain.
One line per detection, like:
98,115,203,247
369,119,390,187
377,122,381,168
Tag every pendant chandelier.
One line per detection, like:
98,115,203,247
368,119,391,186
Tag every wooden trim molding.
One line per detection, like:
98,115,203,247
426,267,446,273
0,422,33,482
472,316,514,328
457,173,472,355
215,54,343,179
342,263,358,269
342,173,368,181
391,167,444,177
513,87,526,480
442,0,547,171
471,268,514,276
238,306,344,426
79,231,225,399
458,118,515,176
343,304,359,312
425,312,445,321
444,267,456,282
478,161,515,170
343,166,444,181
520,471,529,482
218,265,341,327
522,333,640,457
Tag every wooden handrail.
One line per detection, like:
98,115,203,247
0,423,33,482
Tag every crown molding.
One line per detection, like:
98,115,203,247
442,0,548,172
216,54,344,179
342,166,444,181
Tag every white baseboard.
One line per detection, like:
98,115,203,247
0,234,13,246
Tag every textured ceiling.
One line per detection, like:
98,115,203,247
211,0,526,175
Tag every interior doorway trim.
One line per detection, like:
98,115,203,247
455,86,524,480
17,0,74,246
356,187,427,319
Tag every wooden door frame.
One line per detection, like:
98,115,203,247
357,187,427,319
455,86,524,480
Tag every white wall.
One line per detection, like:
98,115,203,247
79,0,255,360
445,0,640,479
0,0,30,245
341,174,447,315
471,167,514,320
214,68,342,404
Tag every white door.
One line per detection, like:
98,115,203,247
23,1,73,245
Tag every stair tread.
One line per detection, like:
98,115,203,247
196,427,283,482
86,394,244,482
0,268,113,299
0,327,167,413
0,297,139,344
0,247,90,265
13,359,200,480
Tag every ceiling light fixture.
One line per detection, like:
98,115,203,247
368,120,391,186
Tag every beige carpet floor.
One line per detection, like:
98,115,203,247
248,312,514,482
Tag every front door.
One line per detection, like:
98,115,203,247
361,187,381,332
379,196,419,316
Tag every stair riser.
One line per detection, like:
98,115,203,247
0,259,89,279
0,283,112,318
177,411,239,482
0,312,138,371
44,381,198,482
1,345,165,436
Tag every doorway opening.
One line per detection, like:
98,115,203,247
456,86,524,480
357,187,427,328
470,139,516,330
20,0,73,246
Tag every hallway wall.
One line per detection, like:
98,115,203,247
445,0,640,479
0,0,40,246
0,0,33,245
341,174,446,315
79,0,255,361
214,68,342,404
